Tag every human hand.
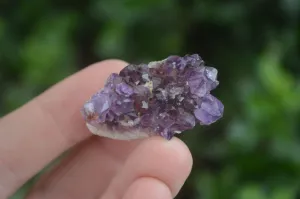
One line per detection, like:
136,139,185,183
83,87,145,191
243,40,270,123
0,60,193,199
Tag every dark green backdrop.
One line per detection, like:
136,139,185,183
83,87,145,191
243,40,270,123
1,0,300,198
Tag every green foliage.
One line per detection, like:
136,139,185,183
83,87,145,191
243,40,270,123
0,0,299,198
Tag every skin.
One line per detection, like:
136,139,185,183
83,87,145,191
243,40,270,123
0,60,193,199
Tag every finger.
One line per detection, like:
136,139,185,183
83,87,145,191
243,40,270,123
122,177,172,199
26,137,142,199
101,137,193,199
0,60,127,198
26,136,192,199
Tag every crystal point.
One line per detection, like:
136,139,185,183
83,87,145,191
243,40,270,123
82,54,224,140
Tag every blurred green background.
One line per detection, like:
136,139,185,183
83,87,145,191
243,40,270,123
1,0,300,198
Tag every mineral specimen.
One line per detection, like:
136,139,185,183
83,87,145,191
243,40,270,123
81,54,224,140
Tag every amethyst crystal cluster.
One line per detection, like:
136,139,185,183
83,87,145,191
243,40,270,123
81,54,224,140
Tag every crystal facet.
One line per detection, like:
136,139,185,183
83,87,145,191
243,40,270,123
81,54,224,140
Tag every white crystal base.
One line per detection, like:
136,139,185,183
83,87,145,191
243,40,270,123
86,123,150,140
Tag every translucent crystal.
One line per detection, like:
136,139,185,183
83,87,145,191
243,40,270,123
81,54,224,140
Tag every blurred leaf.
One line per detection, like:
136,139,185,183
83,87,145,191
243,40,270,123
271,138,300,164
237,185,266,199
257,41,300,113
2,13,77,110
22,13,77,86
90,0,172,23
227,119,259,151
0,17,4,39
196,172,215,199
271,187,296,199
258,43,293,96
95,22,126,58
281,0,300,18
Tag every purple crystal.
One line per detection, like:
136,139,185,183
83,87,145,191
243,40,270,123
81,54,224,140
194,94,224,125
115,82,134,97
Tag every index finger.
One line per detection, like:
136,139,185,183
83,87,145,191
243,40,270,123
0,60,127,198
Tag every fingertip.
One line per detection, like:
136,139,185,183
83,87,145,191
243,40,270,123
88,59,128,72
101,136,193,199
136,136,193,195
123,177,172,199
140,136,193,174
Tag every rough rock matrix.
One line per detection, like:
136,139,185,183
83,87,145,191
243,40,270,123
81,54,224,140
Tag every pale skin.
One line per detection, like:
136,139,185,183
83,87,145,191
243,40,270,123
0,60,193,199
